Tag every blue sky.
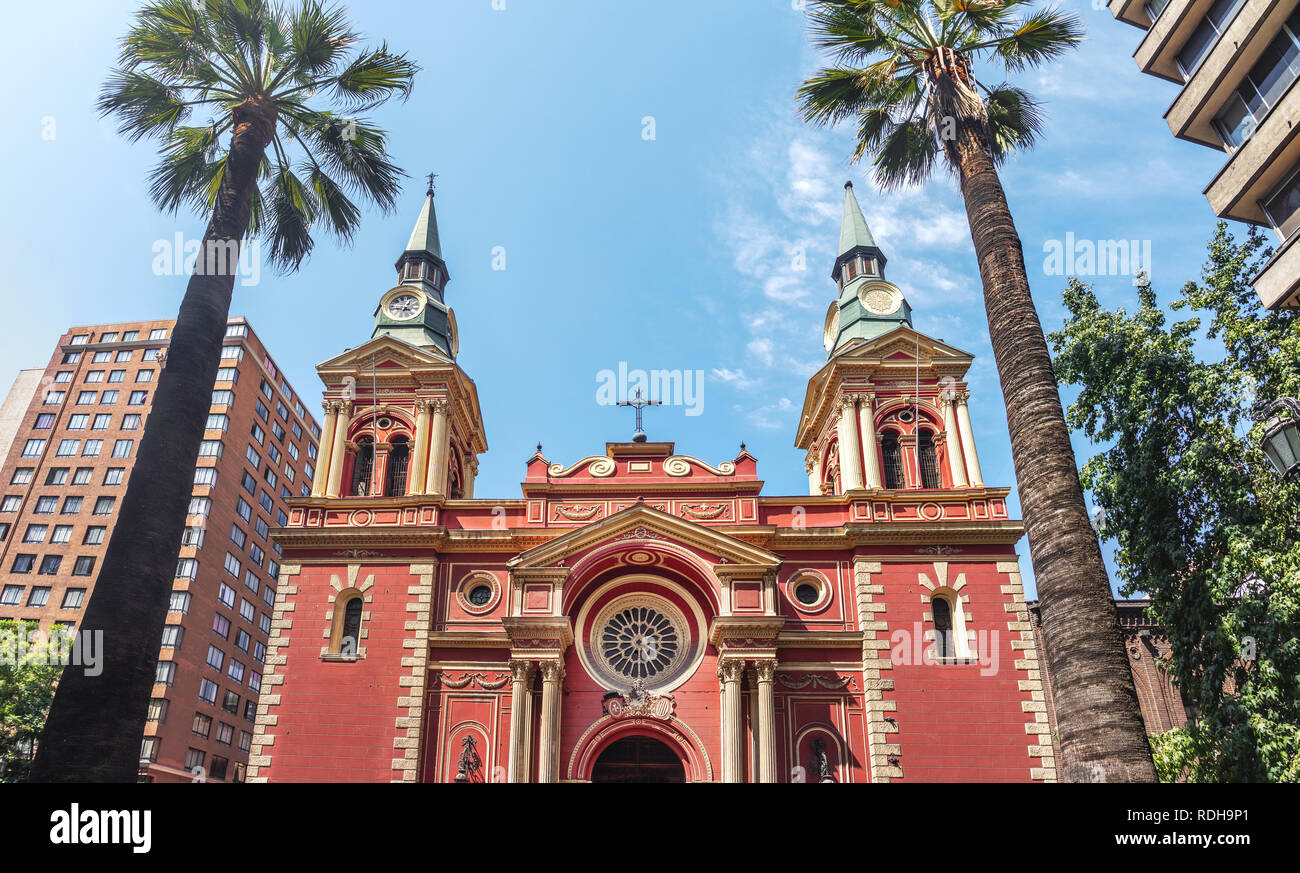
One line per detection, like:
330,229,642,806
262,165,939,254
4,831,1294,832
0,1,1237,597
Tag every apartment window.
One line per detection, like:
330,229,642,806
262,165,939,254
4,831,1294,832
227,660,245,684
61,588,85,609
55,439,78,458
66,414,88,430
26,587,50,607
253,641,266,662
254,517,270,539
258,491,273,513
104,468,124,486
149,328,167,340
122,330,139,341
38,555,61,575
185,749,207,775
100,391,118,404
136,370,154,383
146,698,168,723
72,556,95,576
244,570,259,594
24,524,47,543
43,391,63,405
92,351,111,364
0,586,22,606
107,440,132,460
238,731,252,753
45,468,68,485
199,440,223,458
223,553,240,580
1263,164,1300,240
194,467,218,487
241,471,256,495
206,413,229,432
182,525,205,548
34,496,57,514
226,323,248,338
249,543,265,567
215,367,239,384
239,599,255,623
258,612,272,634
272,422,285,442
83,526,105,544
218,581,236,607
176,558,199,580
276,400,289,421
155,661,176,685
72,468,92,485
248,671,262,693
1176,0,1248,77
215,722,234,746
243,700,256,722
140,737,159,763
220,346,243,362
115,350,132,363
235,497,251,522
128,391,148,405
250,423,265,445
62,351,82,364
21,439,44,458
0,521,8,541
93,497,115,515
83,373,104,385
122,414,141,430
222,690,240,715
262,585,276,607
92,414,111,430
143,349,162,362
33,413,57,430
0,496,20,513
205,644,225,671
107,370,125,383
160,624,183,648
81,440,102,457
210,756,229,781
188,496,212,517
1214,10,1300,151
212,389,234,406
50,524,72,543
308,442,318,459
276,508,288,527
169,591,192,614
235,629,251,652
254,399,269,422
262,467,278,489
192,712,212,738
212,613,230,640
287,441,299,461
54,371,72,384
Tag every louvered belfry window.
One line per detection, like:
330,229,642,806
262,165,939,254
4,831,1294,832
882,433,905,489
918,431,941,489
351,439,374,496
386,439,409,496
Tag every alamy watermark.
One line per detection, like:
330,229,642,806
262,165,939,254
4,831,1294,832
1043,232,1151,285
1,624,102,676
596,362,705,417
152,234,262,287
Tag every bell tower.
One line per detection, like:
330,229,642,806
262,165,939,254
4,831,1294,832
372,176,459,357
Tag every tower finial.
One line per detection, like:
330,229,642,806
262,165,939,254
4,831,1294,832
426,172,437,196
844,180,853,189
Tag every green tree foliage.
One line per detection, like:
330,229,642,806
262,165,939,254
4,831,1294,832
1,622,70,782
1050,223,1300,781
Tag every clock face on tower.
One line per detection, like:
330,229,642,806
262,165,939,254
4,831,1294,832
387,294,422,320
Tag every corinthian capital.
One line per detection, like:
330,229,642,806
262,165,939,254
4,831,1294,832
754,660,777,683
955,389,972,405
509,659,535,682
430,398,450,415
540,660,565,683
836,394,858,413
717,658,746,684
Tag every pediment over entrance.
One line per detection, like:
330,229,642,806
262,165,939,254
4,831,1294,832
507,503,780,572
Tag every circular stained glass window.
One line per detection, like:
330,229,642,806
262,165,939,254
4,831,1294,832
590,595,694,690
468,585,493,607
795,583,820,605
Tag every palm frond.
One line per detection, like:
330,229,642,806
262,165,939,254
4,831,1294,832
984,83,1045,162
870,115,941,190
98,71,192,142
147,124,226,213
330,44,418,110
989,6,1084,73
263,163,318,269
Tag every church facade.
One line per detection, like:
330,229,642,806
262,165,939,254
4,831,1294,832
248,182,1054,783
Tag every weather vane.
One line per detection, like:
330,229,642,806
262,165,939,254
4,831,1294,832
617,388,662,443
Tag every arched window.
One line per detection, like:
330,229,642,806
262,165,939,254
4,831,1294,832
932,596,954,659
328,591,364,657
350,438,375,497
881,433,904,489
385,437,409,496
917,430,940,489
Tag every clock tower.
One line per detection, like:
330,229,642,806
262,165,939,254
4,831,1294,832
373,178,458,356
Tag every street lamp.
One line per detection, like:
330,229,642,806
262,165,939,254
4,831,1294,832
1257,398,1300,480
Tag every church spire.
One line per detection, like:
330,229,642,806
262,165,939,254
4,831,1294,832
394,175,449,299
822,181,910,358
374,180,458,357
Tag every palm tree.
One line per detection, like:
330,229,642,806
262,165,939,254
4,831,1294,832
798,0,1156,782
30,0,415,782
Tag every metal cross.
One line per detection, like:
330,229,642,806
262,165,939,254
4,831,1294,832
617,388,662,443
426,172,438,195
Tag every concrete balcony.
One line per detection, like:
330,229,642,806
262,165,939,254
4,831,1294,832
1204,79,1300,224
1252,231,1300,310
1166,0,1300,149
1135,0,1211,84
1110,0,1155,29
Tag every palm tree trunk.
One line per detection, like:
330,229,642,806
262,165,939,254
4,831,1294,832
946,121,1156,782
29,103,276,782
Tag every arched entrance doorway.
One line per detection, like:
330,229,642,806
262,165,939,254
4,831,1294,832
590,735,686,783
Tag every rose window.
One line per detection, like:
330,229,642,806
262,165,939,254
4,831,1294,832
590,595,694,690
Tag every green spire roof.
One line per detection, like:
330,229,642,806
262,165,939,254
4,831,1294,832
838,181,877,256
404,184,443,260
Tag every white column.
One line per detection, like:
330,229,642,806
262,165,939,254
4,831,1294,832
755,660,777,783
507,659,535,783
425,399,449,496
718,658,745,783
858,393,882,489
835,396,864,492
409,400,431,495
324,401,351,498
805,450,822,496
311,401,337,497
537,660,564,783
941,397,969,488
955,390,984,487
464,457,477,499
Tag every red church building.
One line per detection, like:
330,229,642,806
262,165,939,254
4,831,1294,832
248,181,1055,783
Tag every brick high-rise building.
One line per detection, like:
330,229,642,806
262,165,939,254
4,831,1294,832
0,317,320,782
1109,0,1300,310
